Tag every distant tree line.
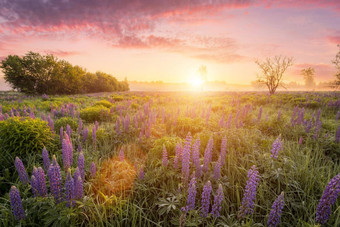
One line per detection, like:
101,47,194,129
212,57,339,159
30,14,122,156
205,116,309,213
0,52,129,95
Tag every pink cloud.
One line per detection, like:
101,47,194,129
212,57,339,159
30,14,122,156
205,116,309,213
43,50,82,57
327,36,340,44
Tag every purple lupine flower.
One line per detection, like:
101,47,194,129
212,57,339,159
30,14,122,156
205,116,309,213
78,152,85,180
173,143,182,169
65,169,74,207
258,106,262,122
119,148,124,161
15,157,29,184
336,111,340,121
59,126,63,144
9,186,25,220
62,138,70,171
213,157,222,180
313,120,322,140
182,175,197,212
202,136,213,172
78,119,82,134
277,110,281,121
335,125,340,143
271,136,282,159
267,192,285,227
315,173,340,224
92,126,96,148
95,120,99,130
66,124,72,137
238,165,260,219
211,184,224,217
42,147,50,171
220,136,227,165
31,175,38,197
77,143,82,153
162,145,168,167
48,158,63,203
116,118,120,135
298,136,303,145
139,166,144,180
182,133,192,183
201,181,212,217
90,162,96,178
74,176,83,200
37,167,47,197
192,138,201,177
82,127,88,142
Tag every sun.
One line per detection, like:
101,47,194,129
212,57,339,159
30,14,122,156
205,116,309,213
189,76,204,87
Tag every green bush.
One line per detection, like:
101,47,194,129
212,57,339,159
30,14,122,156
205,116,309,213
93,100,113,108
79,105,109,122
54,117,79,132
0,117,54,168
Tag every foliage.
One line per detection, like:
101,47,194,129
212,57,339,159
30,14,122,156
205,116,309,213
301,67,316,89
54,117,79,132
79,106,109,123
93,100,113,108
0,52,129,95
0,117,54,168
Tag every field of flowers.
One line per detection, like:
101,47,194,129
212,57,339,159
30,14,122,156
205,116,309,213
0,91,339,226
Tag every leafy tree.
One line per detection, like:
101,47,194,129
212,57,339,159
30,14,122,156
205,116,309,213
301,67,316,89
0,52,129,94
332,44,340,89
255,56,294,95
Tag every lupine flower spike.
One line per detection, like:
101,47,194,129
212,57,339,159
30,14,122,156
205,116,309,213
201,181,212,217
316,173,340,224
267,192,285,227
15,157,29,184
211,184,224,217
9,186,25,220
90,162,96,178
238,165,260,219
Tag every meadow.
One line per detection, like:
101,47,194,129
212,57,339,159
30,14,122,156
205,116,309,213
0,91,339,227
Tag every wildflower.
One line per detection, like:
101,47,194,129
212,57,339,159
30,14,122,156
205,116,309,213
74,175,83,200
82,127,88,142
139,166,144,180
90,162,96,178
211,184,224,217
77,143,82,153
48,161,63,203
116,118,120,135
238,165,260,219
162,145,168,167
214,157,222,180
182,175,197,212
258,106,262,122
66,124,72,137
78,119,82,134
173,143,182,169
271,136,282,159
37,167,47,197
267,192,285,227
92,126,96,148
78,152,85,180
65,169,74,207
298,136,303,145
62,138,70,171
277,110,281,121
335,125,340,143
315,173,340,224
9,186,25,220
202,136,213,172
201,181,212,217
15,157,29,184
192,138,201,177
182,133,192,183
119,148,125,161
31,175,38,197
42,147,50,171
220,136,227,165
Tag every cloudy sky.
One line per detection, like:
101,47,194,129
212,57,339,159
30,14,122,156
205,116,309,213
0,0,339,86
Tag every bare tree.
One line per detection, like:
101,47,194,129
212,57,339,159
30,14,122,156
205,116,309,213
255,56,293,95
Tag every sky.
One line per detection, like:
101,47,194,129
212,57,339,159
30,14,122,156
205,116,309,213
0,0,339,87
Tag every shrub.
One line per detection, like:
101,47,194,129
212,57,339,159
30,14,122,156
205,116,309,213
54,117,79,132
79,106,109,123
0,117,54,168
93,100,113,108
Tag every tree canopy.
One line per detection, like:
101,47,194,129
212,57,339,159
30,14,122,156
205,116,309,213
0,52,129,95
